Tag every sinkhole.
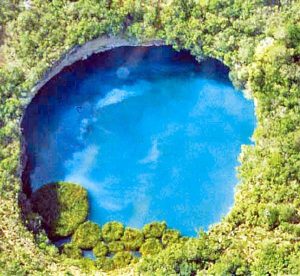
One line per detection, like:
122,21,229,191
22,46,255,236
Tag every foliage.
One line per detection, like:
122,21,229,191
0,0,21,27
142,221,167,238
61,243,82,259
107,241,125,253
95,256,115,271
112,251,133,269
250,242,299,275
72,221,101,249
1,0,300,274
122,227,144,250
31,182,88,238
101,221,124,242
92,241,108,258
161,229,181,246
140,238,163,256
138,232,221,274
207,253,250,276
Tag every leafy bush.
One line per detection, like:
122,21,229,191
95,257,115,271
251,243,292,275
263,206,280,230
278,206,298,223
72,221,101,249
107,241,125,253
122,227,144,250
280,223,300,237
143,221,167,238
140,238,163,256
74,257,97,272
208,254,250,276
61,243,82,259
102,221,124,242
31,182,88,238
93,242,108,258
2,0,300,274
113,252,133,268
162,229,181,246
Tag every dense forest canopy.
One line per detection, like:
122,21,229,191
0,0,300,274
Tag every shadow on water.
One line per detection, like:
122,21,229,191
20,181,61,239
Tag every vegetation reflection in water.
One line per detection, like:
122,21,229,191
23,46,255,240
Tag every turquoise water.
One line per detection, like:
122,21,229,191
22,46,255,236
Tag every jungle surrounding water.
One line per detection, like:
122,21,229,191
22,46,255,236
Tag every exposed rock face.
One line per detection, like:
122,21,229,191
20,36,165,192
31,36,165,98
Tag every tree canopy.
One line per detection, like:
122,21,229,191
0,0,300,274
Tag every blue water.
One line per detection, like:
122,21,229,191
22,46,255,236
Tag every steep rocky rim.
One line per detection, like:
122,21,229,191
19,35,165,194
29,35,165,105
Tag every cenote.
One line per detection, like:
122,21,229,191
22,46,255,237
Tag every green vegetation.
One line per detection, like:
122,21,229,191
143,221,166,238
112,251,133,268
102,221,124,242
72,221,101,249
122,227,144,250
31,182,88,238
93,241,108,258
140,238,163,256
162,229,181,246
107,241,125,253
61,243,82,259
95,257,115,271
26,180,175,272
1,0,300,274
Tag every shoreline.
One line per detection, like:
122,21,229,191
29,36,165,102
20,35,165,194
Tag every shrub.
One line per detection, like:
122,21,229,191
280,223,300,237
208,254,250,276
75,258,97,272
95,257,115,271
72,221,101,249
143,221,167,239
162,229,181,246
107,241,125,253
251,243,292,275
140,238,163,256
113,252,133,268
293,130,300,151
122,227,144,250
93,242,108,258
61,243,82,259
102,221,124,242
278,206,298,223
31,182,88,238
263,207,280,230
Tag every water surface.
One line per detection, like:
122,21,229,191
22,46,255,236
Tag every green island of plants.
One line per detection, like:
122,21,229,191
1,0,300,275
62,242,82,259
122,227,144,250
29,182,184,271
72,221,102,249
93,241,108,258
31,182,88,238
102,221,125,242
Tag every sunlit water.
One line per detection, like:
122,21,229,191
22,46,255,236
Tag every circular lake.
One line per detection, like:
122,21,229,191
22,46,255,236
